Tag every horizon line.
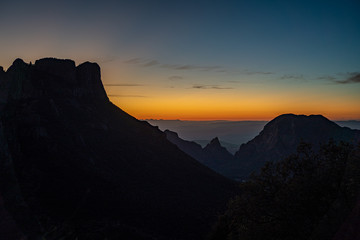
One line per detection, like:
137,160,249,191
142,118,360,122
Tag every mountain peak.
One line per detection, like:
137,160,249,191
234,113,360,177
209,137,221,146
7,58,28,73
272,114,331,122
35,57,75,66
204,137,224,151
265,114,338,133
12,58,26,67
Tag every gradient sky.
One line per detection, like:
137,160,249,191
1,0,359,120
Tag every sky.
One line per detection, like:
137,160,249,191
0,0,359,120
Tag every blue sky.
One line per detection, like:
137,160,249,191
1,0,359,120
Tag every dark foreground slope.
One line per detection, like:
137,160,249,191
0,58,237,240
232,114,360,179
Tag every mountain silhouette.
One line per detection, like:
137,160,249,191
166,114,360,181
233,114,360,179
202,137,234,168
0,58,237,239
164,130,234,176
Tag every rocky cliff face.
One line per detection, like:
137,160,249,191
3,58,108,102
0,58,237,240
233,114,360,178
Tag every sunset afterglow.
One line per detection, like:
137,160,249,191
1,0,359,121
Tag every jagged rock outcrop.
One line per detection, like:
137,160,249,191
203,137,234,165
233,114,360,178
0,58,237,240
165,130,235,178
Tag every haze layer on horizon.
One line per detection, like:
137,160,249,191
1,0,359,121
147,119,360,147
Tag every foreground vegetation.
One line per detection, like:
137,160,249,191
211,141,360,240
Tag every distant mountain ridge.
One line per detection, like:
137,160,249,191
164,115,360,181
147,119,360,154
194,139,239,154
147,119,267,147
165,130,234,176
0,58,237,239
336,120,360,130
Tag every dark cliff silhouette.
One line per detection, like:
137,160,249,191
0,58,237,240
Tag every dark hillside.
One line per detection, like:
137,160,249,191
0,58,237,240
